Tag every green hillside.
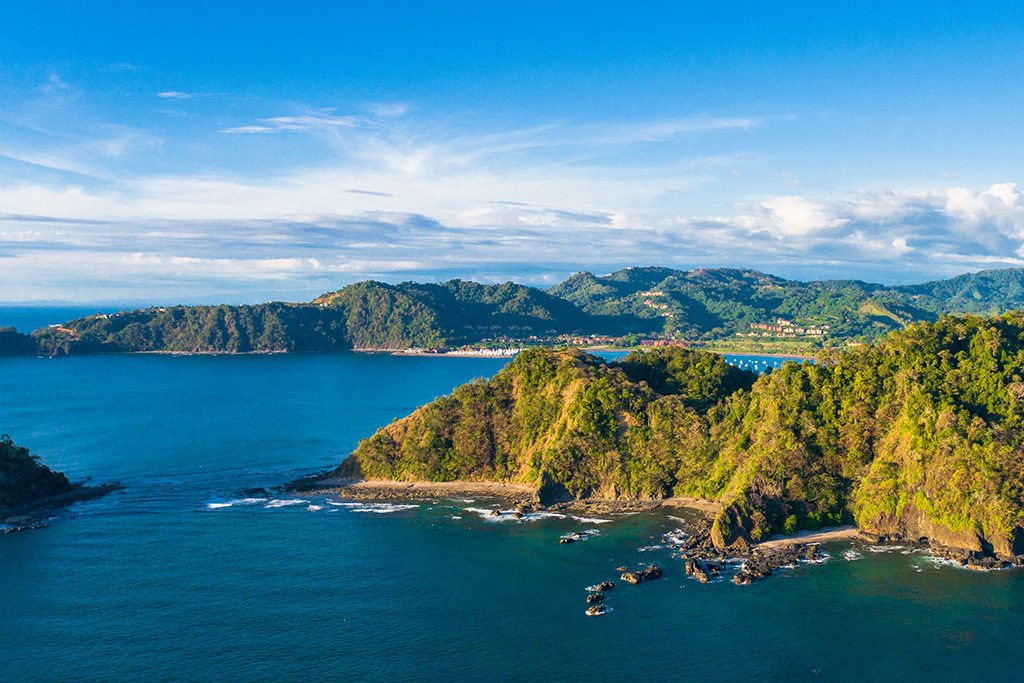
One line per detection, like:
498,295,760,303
0,435,74,507
10,266,1024,355
339,314,1024,559
549,266,939,340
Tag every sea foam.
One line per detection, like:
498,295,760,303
462,506,570,523
264,499,309,508
570,515,612,524
206,497,266,510
347,503,419,514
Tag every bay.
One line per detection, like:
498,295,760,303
1,316,1021,682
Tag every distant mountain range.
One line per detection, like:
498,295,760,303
5,266,1024,356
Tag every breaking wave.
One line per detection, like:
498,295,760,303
264,499,309,508
205,497,266,510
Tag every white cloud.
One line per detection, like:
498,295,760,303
3,98,1024,301
755,196,844,236
220,110,366,134
590,115,762,144
2,182,1024,303
156,91,192,99
367,102,410,117
220,125,275,134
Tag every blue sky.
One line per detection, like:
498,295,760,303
2,1,1024,302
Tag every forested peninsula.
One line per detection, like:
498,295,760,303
332,314,1024,561
7,266,1024,356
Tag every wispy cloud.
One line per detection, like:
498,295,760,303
586,115,764,144
220,110,367,134
3,95,1022,301
0,129,162,179
220,125,275,134
156,91,192,99
346,188,393,197
38,73,69,94
367,102,410,117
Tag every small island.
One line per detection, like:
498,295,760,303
0,435,118,532
298,312,1024,575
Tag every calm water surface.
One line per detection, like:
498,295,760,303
1,325,1020,681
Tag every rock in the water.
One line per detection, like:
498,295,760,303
585,604,607,616
642,565,663,580
620,571,643,585
685,558,712,583
586,592,605,604
803,544,824,561
595,581,615,592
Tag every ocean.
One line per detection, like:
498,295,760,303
2,309,1021,682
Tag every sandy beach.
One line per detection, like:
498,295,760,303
657,495,722,515
757,525,862,549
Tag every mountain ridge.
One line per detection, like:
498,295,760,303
6,266,1024,356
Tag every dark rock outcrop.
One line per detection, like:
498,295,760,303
620,571,643,585
641,565,663,580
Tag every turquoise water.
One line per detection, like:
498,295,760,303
1,338,1022,680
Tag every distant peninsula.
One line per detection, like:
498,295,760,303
6,266,1024,357
318,313,1024,566
0,435,118,531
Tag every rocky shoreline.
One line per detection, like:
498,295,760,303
1,482,122,532
859,532,1024,571
285,475,1024,577
286,476,713,517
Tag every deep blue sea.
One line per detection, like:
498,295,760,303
2,309,1022,682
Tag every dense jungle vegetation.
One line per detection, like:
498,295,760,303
0,435,74,507
340,314,1024,557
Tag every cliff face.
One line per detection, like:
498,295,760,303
859,502,1024,558
340,315,1024,559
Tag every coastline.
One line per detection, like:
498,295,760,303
1,482,122,530
658,495,723,515
709,350,816,360
289,476,725,517
578,346,816,360
290,477,537,503
757,525,861,549
18,344,820,361
287,476,1021,570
